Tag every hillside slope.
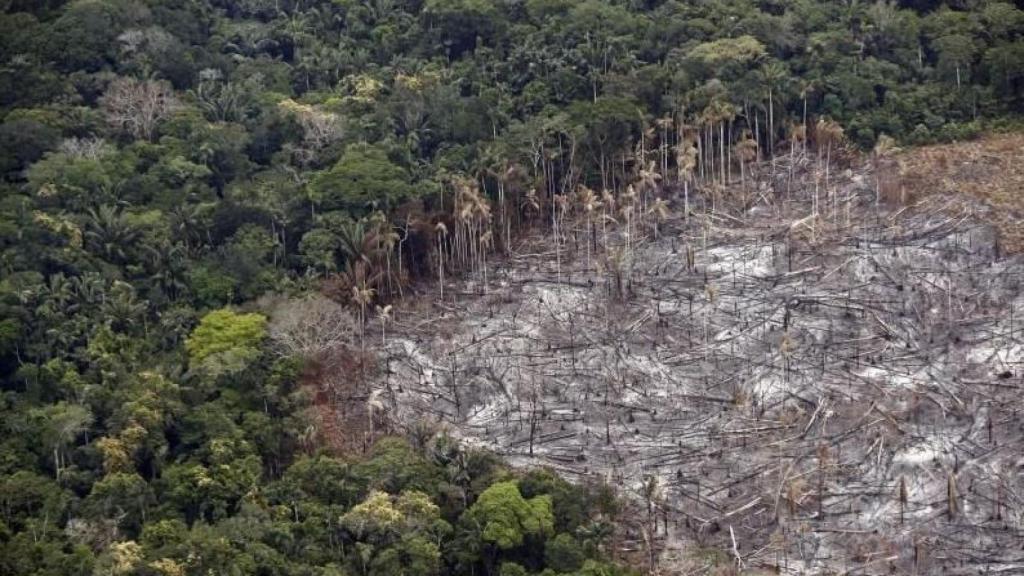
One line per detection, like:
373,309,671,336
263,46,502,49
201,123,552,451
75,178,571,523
370,136,1024,574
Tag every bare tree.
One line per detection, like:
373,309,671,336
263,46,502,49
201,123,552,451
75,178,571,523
268,295,356,360
100,77,180,141
58,137,111,160
278,98,344,165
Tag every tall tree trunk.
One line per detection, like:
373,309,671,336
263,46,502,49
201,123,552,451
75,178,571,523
437,236,444,300
726,119,732,185
697,131,704,182
754,112,761,162
684,179,690,222
720,121,726,185
802,96,808,154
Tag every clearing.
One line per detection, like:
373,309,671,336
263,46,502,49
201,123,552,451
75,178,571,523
361,133,1024,574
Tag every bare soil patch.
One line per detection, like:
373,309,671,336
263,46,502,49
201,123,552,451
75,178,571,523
361,136,1024,574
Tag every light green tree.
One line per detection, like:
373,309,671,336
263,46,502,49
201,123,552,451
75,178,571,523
185,308,267,378
463,481,553,550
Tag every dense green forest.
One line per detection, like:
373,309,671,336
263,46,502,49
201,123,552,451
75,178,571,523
0,0,1022,574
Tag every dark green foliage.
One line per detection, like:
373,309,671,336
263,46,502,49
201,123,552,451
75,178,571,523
546,533,586,573
312,144,417,214
0,119,59,178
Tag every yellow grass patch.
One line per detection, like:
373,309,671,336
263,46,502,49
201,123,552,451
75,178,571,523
894,132,1024,251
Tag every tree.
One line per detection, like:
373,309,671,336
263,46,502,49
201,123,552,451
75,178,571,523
42,0,143,72
355,438,444,495
577,186,602,270
342,489,443,543
567,0,641,101
932,34,976,90
422,0,503,58
435,222,448,300
191,69,262,123
85,205,141,264
758,61,791,158
568,98,641,190
278,98,345,165
546,533,585,573
0,471,69,534
268,295,356,360
83,473,152,536
369,534,443,576
92,540,143,576
685,35,766,80
499,562,529,576
376,304,392,346
185,308,267,378
983,42,1024,99
342,490,407,542
26,148,136,212
310,144,417,215
118,26,193,87
980,2,1024,41
31,402,93,481
0,118,59,178
100,78,181,141
872,133,900,205
463,481,553,550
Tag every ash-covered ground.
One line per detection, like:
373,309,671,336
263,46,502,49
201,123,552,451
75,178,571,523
369,158,1024,574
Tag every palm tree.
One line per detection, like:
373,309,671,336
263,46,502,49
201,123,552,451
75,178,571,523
798,79,818,154
815,118,845,219
277,9,317,66
620,185,637,270
368,215,400,298
168,204,206,255
697,106,714,183
710,99,737,184
435,222,448,301
552,193,569,284
676,136,699,222
655,115,675,180
872,134,900,205
37,273,76,319
758,61,790,159
452,178,478,273
101,281,148,334
348,263,377,348
735,130,758,187
366,389,385,444
577,519,615,556
600,188,616,247
395,214,413,299
479,230,493,290
375,304,393,346
637,160,662,212
577,186,602,271
85,204,141,263
649,197,669,239
144,241,188,302
473,191,493,287
338,219,371,265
